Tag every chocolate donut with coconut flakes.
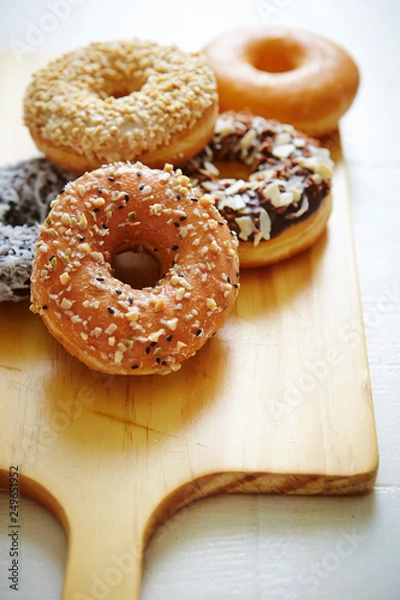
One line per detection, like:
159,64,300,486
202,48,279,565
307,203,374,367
182,111,334,268
0,158,74,302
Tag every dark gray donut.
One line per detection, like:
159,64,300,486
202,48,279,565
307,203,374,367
0,158,75,302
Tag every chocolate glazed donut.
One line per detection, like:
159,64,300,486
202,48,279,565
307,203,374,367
182,112,333,268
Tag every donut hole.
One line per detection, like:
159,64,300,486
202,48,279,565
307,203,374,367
213,160,253,181
112,247,161,289
249,38,301,73
109,79,145,98
109,88,135,99
102,74,149,99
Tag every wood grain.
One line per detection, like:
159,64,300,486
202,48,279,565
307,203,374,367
0,53,378,600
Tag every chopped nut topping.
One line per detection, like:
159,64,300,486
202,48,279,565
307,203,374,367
24,40,217,166
59,272,70,285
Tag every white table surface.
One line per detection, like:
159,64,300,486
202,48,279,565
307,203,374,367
0,0,399,598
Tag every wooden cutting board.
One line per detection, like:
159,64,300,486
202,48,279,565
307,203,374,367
0,53,378,599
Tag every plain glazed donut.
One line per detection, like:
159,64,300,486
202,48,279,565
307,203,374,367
23,39,218,174
30,162,240,375
182,112,333,268
203,27,359,136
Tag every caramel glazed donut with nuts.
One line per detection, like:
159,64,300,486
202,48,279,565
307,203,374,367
30,163,240,375
23,39,218,174
203,27,360,136
181,112,334,268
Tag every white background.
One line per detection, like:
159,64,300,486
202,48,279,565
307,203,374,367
0,0,399,598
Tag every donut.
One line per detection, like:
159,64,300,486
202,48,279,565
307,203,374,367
0,158,74,302
30,162,240,375
0,224,40,303
23,39,219,174
181,111,333,268
203,27,359,136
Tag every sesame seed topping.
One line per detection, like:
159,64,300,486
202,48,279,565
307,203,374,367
107,306,115,314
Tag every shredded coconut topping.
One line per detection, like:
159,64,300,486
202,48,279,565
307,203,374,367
0,158,74,302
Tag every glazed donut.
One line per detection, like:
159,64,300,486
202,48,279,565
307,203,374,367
0,158,74,302
23,39,218,174
182,112,333,268
203,27,359,136
30,162,240,375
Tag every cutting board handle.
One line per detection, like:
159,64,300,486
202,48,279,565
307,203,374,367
63,518,144,600
19,475,146,600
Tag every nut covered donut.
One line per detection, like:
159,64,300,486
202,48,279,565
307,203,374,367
30,163,240,375
203,27,359,136
23,39,218,174
182,112,333,268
